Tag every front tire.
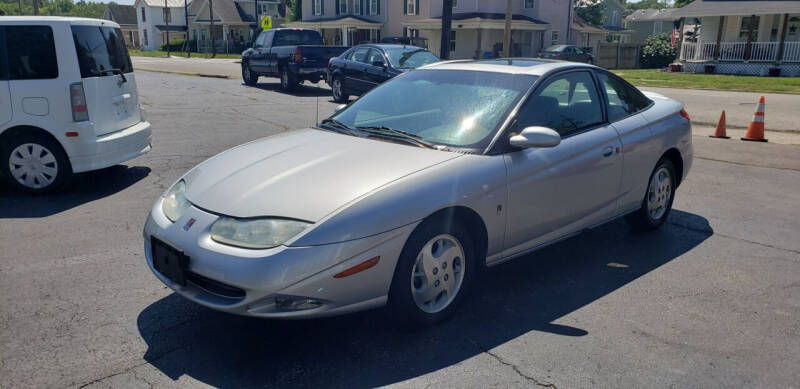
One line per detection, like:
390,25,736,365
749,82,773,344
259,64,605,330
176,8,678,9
279,67,297,92
242,62,258,86
389,219,476,326
1,133,71,193
625,158,676,231
331,76,349,103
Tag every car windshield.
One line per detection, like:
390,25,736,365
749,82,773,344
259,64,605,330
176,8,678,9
544,45,567,52
71,25,133,77
384,47,439,69
329,70,536,150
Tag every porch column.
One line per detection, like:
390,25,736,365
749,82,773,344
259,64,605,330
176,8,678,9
776,13,789,62
744,14,757,61
222,25,229,53
341,26,348,46
676,17,685,60
713,15,725,60
475,28,483,59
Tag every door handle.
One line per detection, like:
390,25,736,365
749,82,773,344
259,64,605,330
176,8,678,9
602,146,614,157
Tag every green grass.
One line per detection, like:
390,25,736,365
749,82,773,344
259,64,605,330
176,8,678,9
612,69,800,94
129,50,241,60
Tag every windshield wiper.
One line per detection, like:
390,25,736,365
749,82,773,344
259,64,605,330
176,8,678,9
356,126,437,149
319,118,357,134
96,68,127,83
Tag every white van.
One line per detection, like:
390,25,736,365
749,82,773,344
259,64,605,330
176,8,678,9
0,17,151,193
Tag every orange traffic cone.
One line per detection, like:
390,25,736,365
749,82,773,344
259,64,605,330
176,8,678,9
742,96,768,142
710,110,730,139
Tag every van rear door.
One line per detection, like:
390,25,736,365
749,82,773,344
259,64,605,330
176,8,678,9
0,27,12,126
71,25,140,136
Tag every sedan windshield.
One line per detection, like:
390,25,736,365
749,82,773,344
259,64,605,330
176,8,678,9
330,70,536,150
385,47,439,69
544,45,568,52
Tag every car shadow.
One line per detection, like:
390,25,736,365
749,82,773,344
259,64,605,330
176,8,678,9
249,81,333,98
0,165,150,218
137,210,712,388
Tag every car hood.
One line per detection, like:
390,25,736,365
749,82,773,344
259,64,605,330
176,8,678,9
184,128,460,221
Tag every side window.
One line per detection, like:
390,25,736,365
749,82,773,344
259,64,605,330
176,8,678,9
6,25,59,80
598,72,651,122
350,47,370,63
254,31,267,47
514,71,604,138
366,48,384,65
0,28,7,80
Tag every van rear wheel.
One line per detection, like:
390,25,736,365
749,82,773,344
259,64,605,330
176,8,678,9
1,133,71,193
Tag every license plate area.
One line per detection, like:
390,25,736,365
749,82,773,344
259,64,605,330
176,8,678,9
151,237,189,286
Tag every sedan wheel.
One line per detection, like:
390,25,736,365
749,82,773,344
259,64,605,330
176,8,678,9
626,158,676,231
390,218,476,325
1,134,71,193
332,77,349,103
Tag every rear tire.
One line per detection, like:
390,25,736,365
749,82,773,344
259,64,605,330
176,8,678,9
389,218,476,326
242,62,258,86
279,67,297,92
331,76,349,103
625,158,676,232
1,132,71,194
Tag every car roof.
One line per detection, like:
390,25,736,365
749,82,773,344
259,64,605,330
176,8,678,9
422,58,597,76
0,16,120,28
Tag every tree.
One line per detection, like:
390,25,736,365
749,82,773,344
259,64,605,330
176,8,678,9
640,33,677,68
673,0,695,8
574,0,606,27
623,0,668,17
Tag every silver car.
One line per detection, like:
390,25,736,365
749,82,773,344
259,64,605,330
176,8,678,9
143,59,693,324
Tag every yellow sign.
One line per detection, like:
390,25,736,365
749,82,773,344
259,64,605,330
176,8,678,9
261,15,273,30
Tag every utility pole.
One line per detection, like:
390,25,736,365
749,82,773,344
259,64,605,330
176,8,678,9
255,0,259,42
210,0,216,57
33,0,39,15
439,0,452,60
165,0,171,57
503,0,512,57
185,0,190,57
17,0,22,14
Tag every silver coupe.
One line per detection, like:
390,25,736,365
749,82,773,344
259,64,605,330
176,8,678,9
143,59,693,324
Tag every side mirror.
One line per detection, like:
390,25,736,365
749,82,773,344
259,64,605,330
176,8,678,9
334,104,347,113
509,126,561,148
372,60,386,68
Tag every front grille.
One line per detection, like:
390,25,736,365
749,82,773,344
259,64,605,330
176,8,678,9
186,272,246,299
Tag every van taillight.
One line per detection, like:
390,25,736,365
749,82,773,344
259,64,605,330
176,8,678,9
294,47,303,63
70,82,89,122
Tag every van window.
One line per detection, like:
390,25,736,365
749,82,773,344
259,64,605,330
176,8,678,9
71,26,133,78
5,26,59,80
0,28,7,80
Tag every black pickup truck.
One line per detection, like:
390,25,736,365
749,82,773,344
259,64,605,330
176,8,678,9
241,28,346,91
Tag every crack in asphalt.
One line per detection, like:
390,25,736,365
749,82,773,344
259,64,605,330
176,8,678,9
694,156,800,173
667,220,800,255
466,337,557,388
75,344,190,388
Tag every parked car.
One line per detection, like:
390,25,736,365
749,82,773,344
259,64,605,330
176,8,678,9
0,17,151,193
241,28,347,91
538,45,595,64
327,44,439,103
144,59,692,325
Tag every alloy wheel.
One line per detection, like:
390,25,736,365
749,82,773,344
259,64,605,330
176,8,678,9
647,166,672,220
410,234,465,314
332,78,342,100
8,143,59,189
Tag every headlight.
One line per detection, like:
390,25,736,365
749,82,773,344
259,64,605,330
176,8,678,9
162,180,189,222
210,217,310,249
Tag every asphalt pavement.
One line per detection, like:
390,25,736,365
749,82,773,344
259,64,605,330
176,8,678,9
1,71,799,388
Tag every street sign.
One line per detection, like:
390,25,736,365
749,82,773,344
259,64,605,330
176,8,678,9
261,15,272,30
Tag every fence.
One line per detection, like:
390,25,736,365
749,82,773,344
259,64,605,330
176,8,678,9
594,43,640,69
681,41,800,62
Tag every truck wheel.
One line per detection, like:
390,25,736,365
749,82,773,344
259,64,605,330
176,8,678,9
280,67,297,92
242,62,258,86
331,76,349,103
1,132,71,194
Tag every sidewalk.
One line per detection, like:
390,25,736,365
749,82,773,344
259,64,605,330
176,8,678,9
132,56,241,79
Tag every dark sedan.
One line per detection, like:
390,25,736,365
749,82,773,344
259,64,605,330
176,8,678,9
327,44,439,103
538,45,595,64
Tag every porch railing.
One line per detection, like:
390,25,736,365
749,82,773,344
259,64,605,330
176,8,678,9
681,41,800,63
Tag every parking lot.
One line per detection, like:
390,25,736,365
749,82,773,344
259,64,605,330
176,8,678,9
1,71,799,388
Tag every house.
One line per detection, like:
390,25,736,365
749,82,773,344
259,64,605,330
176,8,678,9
675,0,800,76
286,0,573,60
571,0,631,48
104,3,140,47
188,0,283,53
624,8,699,44
135,0,189,51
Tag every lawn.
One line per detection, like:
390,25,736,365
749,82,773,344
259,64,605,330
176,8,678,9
612,69,800,94
129,50,241,60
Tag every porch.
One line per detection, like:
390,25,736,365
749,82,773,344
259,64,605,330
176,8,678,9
192,23,253,53
283,16,383,46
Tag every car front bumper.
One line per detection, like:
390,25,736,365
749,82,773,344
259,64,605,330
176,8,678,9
143,198,417,319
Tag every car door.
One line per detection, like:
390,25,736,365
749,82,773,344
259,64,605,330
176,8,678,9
345,47,370,93
502,70,623,257
596,71,660,215
0,27,12,126
363,48,388,91
249,31,269,73
264,29,280,75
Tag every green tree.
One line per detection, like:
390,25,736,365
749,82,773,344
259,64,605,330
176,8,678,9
673,0,695,8
624,0,669,17
640,33,677,68
574,0,606,27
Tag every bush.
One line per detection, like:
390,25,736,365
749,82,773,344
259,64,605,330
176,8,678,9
160,39,186,52
640,33,677,69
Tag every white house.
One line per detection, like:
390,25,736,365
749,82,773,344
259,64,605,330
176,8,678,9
675,0,800,76
135,0,189,51
188,0,283,53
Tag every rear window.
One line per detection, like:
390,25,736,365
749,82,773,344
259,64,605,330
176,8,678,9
71,26,133,78
273,30,323,47
4,25,59,80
